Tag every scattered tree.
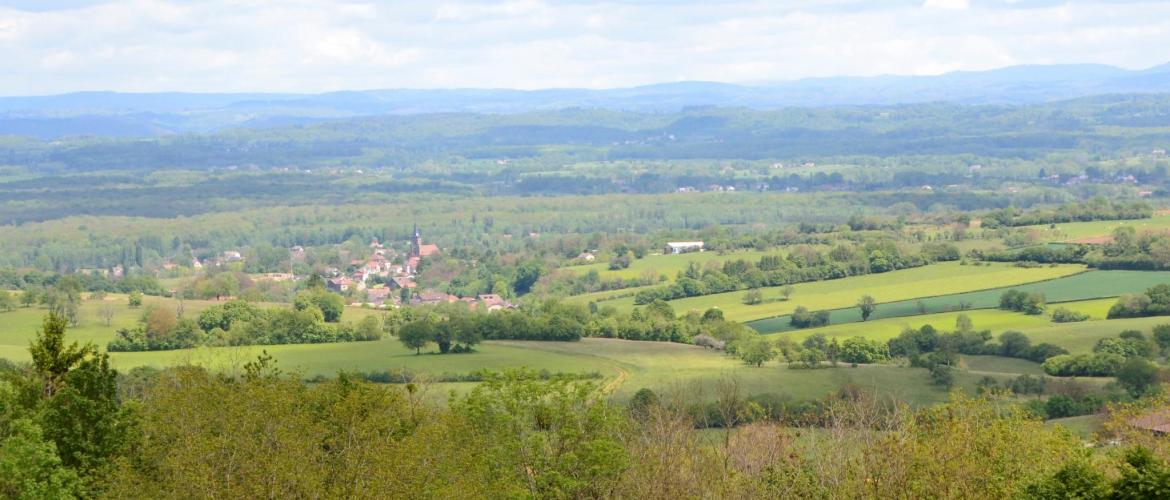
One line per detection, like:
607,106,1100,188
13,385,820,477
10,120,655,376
857,295,876,321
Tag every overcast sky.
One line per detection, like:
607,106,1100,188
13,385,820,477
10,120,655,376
1,0,1168,95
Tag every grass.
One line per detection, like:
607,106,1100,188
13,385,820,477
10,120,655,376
0,297,984,406
1046,414,1106,440
2,291,1143,407
748,270,1170,333
764,297,1170,355
501,339,985,405
1017,214,1170,242
562,249,795,282
0,294,232,360
564,284,661,305
961,355,1046,376
593,261,1087,322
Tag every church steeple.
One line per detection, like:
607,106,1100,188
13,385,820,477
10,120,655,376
411,223,422,257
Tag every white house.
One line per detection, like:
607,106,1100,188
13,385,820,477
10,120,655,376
664,241,704,254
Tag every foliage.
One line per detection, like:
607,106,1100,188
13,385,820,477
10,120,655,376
1051,306,1090,323
1000,289,1046,315
738,338,776,367
856,294,876,321
789,306,830,329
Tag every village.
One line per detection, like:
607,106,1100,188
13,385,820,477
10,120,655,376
143,224,516,311
321,225,514,311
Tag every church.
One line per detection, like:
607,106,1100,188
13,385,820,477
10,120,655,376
410,224,440,258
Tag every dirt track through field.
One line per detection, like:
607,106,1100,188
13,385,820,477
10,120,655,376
601,366,629,394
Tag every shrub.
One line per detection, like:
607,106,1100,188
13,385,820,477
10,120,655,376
1050,307,1090,323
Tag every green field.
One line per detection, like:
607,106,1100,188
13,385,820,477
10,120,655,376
766,297,1167,355
592,262,1086,322
1020,214,1170,242
564,284,660,305
562,249,789,282
0,297,1000,405
1046,414,1106,440
0,294,380,363
748,269,1170,333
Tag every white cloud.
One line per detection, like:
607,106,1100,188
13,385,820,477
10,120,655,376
923,0,969,10
0,0,1167,94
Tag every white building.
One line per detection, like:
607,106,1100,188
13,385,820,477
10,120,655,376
664,241,704,254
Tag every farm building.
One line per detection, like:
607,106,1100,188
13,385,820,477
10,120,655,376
1131,409,1170,435
664,241,704,254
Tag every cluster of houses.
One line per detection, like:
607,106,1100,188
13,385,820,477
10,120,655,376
325,226,514,311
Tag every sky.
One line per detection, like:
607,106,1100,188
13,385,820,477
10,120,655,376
0,0,1168,95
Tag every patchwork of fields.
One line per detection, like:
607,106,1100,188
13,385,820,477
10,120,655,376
588,261,1087,322
562,248,789,281
748,269,1170,333
3,262,1164,411
765,297,1169,356
0,295,1017,405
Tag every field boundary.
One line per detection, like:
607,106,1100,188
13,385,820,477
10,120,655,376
746,267,1093,332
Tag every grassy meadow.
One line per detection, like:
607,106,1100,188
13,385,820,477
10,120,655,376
590,261,1086,322
562,248,788,282
765,297,1168,355
1021,214,1170,242
748,269,1170,333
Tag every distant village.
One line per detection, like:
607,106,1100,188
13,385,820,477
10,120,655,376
142,225,515,311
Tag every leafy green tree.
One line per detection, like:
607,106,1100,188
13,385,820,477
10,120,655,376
295,290,344,323
305,273,325,290
399,320,433,354
799,348,825,368
354,315,383,341
1111,447,1170,499
1023,460,1111,500
29,313,95,397
0,419,81,499
40,353,137,474
20,289,38,308
930,364,955,388
738,338,776,367
627,388,660,418
742,289,763,305
999,331,1032,358
1154,324,1170,356
451,369,628,498
128,291,143,308
955,313,974,333
1116,358,1160,398
512,260,543,295
780,285,794,301
0,290,15,312
840,336,887,364
857,294,876,321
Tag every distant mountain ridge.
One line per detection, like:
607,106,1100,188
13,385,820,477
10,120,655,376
2,62,1169,138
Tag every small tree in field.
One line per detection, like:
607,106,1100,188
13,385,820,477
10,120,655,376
399,320,433,355
99,303,115,326
20,289,38,308
742,289,763,305
780,285,795,301
739,338,776,367
128,291,143,308
857,295,876,321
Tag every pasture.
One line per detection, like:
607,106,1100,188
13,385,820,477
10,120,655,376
1017,214,1170,242
562,249,791,282
0,296,998,405
765,297,1169,355
592,262,1086,322
749,269,1170,333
